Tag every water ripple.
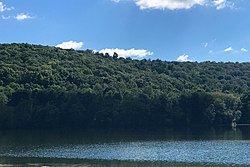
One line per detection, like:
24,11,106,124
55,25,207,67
1,140,250,165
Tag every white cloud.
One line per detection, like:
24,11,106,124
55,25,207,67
1,15,10,20
0,2,34,21
0,2,13,12
99,48,153,58
177,54,190,62
111,0,120,3
241,48,248,52
56,41,83,50
209,50,214,54
213,0,234,10
15,13,33,21
224,47,233,52
134,0,206,10
112,0,234,10
0,2,5,12
209,46,247,54
203,42,208,48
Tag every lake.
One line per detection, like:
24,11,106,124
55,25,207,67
0,127,250,166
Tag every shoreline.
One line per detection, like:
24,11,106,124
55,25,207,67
0,156,249,167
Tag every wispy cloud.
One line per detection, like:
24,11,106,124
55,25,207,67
0,1,14,12
209,46,248,54
177,54,190,62
209,50,214,54
1,15,10,20
0,2,34,21
99,48,153,58
56,41,83,50
241,48,248,52
213,0,234,10
224,46,233,52
112,0,235,10
15,13,33,21
111,0,120,3
203,42,208,48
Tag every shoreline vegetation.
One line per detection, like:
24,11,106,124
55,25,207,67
0,43,250,129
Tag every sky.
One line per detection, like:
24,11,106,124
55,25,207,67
0,0,250,62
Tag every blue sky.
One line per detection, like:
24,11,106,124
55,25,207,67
0,0,250,62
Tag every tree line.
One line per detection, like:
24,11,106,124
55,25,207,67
0,43,249,129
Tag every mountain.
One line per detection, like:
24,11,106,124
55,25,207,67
0,43,250,129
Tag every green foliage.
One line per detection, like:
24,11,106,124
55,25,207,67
0,92,8,105
240,92,250,124
178,92,241,127
0,43,249,129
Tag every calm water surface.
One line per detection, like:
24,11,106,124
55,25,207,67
0,127,250,166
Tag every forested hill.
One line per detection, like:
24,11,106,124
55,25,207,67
0,43,250,129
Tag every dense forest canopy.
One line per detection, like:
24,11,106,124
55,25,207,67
0,43,250,129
